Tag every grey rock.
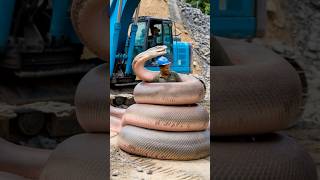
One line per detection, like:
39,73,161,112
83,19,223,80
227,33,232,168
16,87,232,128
305,51,318,59
307,41,320,51
119,104,128,109
311,0,320,8
38,136,57,149
136,166,143,172
146,169,153,175
112,170,120,176
271,41,286,54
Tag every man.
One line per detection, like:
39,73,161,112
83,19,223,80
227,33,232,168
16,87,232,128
151,56,182,83
149,26,160,47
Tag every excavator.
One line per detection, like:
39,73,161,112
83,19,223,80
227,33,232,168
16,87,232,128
212,0,266,38
0,0,84,71
0,0,104,137
110,1,192,86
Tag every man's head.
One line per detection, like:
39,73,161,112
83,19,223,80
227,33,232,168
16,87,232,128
160,64,170,76
151,27,160,36
156,56,171,76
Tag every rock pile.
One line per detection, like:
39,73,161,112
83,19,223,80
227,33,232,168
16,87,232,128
175,0,210,106
266,0,320,68
176,0,210,65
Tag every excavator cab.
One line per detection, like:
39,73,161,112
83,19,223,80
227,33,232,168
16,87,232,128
132,17,174,66
112,16,191,86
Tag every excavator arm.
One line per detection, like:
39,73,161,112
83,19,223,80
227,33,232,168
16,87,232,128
110,0,141,76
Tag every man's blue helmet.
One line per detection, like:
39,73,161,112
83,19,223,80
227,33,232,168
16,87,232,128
156,56,171,66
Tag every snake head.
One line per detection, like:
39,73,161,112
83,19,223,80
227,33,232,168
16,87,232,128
134,45,167,61
146,45,167,56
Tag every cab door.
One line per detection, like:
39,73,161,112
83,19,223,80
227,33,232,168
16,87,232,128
145,20,174,65
162,21,174,63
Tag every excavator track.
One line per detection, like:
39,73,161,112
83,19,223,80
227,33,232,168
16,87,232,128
0,74,79,105
0,66,100,140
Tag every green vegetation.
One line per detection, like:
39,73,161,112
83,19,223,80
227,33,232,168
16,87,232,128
185,0,210,15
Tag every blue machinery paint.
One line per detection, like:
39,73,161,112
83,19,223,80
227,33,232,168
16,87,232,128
125,24,138,75
50,0,80,43
0,0,16,53
110,0,141,77
111,23,121,76
146,41,191,73
212,0,257,38
0,0,79,54
110,0,191,78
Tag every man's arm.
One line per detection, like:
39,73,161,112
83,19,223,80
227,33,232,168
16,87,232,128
174,72,182,82
148,74,159,83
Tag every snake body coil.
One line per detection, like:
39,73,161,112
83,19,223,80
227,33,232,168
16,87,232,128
212,134,317,180
212,37,302,136
114,46,210,160
212,37,318,179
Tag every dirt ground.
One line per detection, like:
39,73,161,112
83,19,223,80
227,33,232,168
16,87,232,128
138,0,169,18
110,132,209,180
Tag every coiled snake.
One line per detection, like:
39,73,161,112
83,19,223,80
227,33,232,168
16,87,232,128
211,37,318,179
111,46,210,160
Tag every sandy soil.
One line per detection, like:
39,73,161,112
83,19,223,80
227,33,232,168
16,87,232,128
139,0,193,44
110,132,209,180
139,0,169,18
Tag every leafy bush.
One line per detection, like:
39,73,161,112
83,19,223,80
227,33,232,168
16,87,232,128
185,0,210,15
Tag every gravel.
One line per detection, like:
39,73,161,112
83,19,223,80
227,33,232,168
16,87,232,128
136,166,143,172
174,0,210,109
176,0,210,65
112,170,120,176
